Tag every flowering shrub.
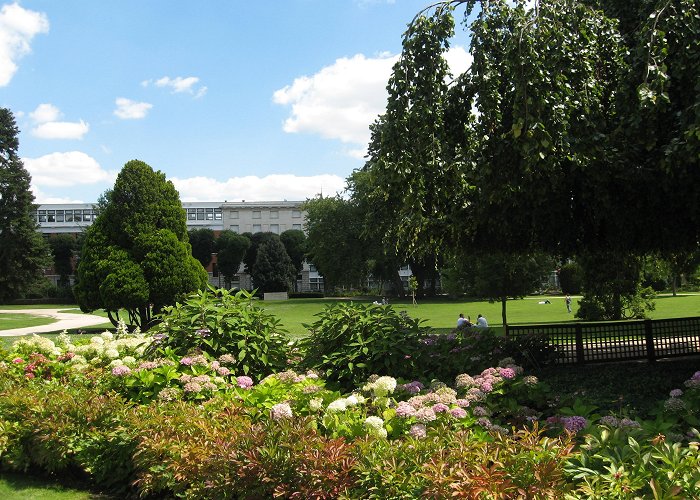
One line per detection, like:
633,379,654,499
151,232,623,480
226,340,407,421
298,302,429,388
145,287,289,376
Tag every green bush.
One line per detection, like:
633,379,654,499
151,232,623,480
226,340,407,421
146,286,289,376
558,262,583,294
298,303,429,388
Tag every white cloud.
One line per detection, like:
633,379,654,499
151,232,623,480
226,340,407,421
272,47,471,152
0,2,49,86
32,120,89,139
29,102,60,123
143,75,207,97
114,97,152,119
29,103,89,139
23,151,115,187
172,174,347,202
30,185,84,204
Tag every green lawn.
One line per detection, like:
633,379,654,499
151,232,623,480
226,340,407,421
261,293,700,337
0,472,111,499
0,313,57,331
1,293,698,340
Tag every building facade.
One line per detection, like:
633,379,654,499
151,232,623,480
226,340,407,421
33,201,324,292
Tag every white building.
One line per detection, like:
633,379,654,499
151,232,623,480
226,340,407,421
33,201,324,293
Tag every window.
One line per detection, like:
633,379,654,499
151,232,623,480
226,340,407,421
65,210,74,222
253,224,262,233
38,210,47,222
214,208,222,220
309,277,324,291
230,225,239,233
292,210,301,218
56,210,64,222
253,210,261,219
270,224,279,234
230,210,239,219
47,210,55,222
270,210,279,219
74,210,82,222
309,264,317,273
292,224,302,231
188,209,197,220
197,208,205,220
206,208,214,220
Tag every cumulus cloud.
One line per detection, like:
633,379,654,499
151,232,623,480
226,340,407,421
29,103,89,139
0,2,49,86
143,75,207,97
32,120,89,139
30,185,84,204
172,174,347,202
114,97,152,119
23,151,115,187
29,102,60,122
273,47,471,152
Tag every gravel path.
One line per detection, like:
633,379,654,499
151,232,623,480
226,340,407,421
0,309,108,336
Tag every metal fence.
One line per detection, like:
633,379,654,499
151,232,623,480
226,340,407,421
506,317,700,365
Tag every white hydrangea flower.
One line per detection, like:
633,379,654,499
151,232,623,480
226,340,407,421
309,398,323,411
104,348,120,359
372,376,397,397
326,398,348,413
101,332,114,341
90,336,105,345
122,356,136,366
109,359,123,368
345,394,359,406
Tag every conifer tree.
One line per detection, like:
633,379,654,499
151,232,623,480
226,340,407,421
0,108,51,302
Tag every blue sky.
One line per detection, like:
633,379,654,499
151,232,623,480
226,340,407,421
1,0,470,203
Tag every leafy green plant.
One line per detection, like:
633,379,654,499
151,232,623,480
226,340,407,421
298,303,429,388
147,286,289,375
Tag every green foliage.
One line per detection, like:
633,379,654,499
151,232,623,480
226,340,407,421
298,302,429,388
303,195,369,291
559,261,584,294
279,229,307,273
187,228,216,268
0,108,52,303
48,234,77,289
147,287,289,376
215,229,250,288
577,252,656,320
252,237,296,293
74,160,208,330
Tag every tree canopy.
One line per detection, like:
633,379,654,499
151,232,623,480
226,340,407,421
216,230,250,288
252,238,297,294
188,228,216,268
75,160,208,330
0,108,51,302
354,0,699,259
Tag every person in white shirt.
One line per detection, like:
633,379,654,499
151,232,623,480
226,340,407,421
457,313,467,328
476,314,488,328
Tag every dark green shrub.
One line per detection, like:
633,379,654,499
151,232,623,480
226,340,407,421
298,303,429,388
558,262,583,294
146,286,289,376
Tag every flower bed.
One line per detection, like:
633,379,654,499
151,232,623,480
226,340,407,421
0,291,698,498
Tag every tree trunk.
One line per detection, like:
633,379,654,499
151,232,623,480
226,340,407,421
501,297,508,334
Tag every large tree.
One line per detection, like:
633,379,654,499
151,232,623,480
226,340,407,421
188,228,216,268
0,108,51,302
251,238,297,294
74,160,208,330
279,229,307,274
303,195,370,292
48,234,77,289
216,230,250,288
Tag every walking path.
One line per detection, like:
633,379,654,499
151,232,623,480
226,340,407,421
0,309,108,336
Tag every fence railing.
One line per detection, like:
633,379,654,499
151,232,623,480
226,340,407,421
506,317,700,365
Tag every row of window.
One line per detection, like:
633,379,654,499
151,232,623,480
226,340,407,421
34,209,99,223
229,209,302,219
185,208,223,221
229,224,302,234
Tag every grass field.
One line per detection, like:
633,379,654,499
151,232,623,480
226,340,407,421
0,472,110,499
0,313,57,331
1,293,699,340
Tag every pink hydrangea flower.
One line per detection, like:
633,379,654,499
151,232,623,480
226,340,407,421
111,365,131,376
432,403,449,413
409,424,427,439
498,367,516,379
450,407,467,418
395,401,416,418
561,416,588,433
12,358,24,364
236,376,254,389
271,402,293,421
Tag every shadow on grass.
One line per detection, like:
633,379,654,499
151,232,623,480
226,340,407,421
0,471,114,499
